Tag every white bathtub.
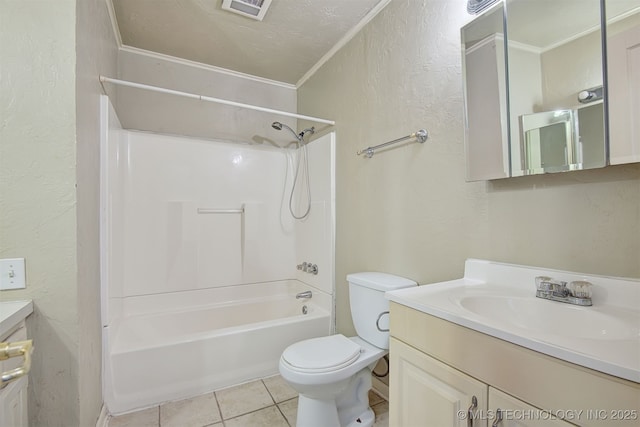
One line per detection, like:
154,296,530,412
104,280,331,415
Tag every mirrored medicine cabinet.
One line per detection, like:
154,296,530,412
462,0,640,181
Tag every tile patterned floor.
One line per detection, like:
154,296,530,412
107,375,389,427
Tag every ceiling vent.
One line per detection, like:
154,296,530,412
467,0,499,14
221,0,272,21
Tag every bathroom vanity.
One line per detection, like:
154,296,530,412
386,260,640,427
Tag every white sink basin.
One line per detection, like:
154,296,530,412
386,259,640,383
458,295,639,341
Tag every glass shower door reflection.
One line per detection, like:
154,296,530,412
520,110,577,174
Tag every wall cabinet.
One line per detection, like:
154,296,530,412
462,1,640,180
389,302,640,427
607,20,640,165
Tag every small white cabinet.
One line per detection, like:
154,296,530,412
390,337,487,426
1,322,29,427
1,376,28,427
1,300,33,427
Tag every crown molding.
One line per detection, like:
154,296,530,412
296,0,392,88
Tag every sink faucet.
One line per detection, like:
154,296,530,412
535,277,592,306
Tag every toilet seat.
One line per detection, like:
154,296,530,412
281,334,362,373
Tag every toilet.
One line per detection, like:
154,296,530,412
279,272,417,427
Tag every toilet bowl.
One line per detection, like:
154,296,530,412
278,272,417,427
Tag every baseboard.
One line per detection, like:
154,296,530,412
372,377,389,401
96,404,109,427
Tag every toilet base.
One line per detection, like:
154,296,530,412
297,395,340,427
295,368,375,427
345,408,375,427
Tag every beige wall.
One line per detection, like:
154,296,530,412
76,0,119,424
0,0,117,425
114,49,297,145
298,0,640,335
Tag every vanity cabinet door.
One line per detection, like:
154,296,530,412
389,337,489,427
489,387,574,427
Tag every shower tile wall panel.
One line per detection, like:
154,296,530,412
293,133,335,295
102,97,126,326
107,131,298,297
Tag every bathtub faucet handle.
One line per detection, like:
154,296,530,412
296,291,313,300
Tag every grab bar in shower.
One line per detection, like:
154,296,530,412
197,208,244,214
357,129,429,158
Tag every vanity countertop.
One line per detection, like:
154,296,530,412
0,300,33,339
386,259,640,383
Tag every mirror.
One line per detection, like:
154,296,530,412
605,0,640,165
462,0,611,181
505,0,606,176
461,2,509,181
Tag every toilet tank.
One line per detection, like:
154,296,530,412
347,272,417,349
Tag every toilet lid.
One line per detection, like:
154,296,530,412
282,334,362,373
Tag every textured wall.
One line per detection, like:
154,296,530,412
0,1,80,424
110,0,382,84
299,0,490,334
298,0,640,334
0,0,117,425
76,0,119,424
114,49,298,145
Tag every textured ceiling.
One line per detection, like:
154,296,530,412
111,0,386,85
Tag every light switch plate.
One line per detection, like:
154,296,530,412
0,258,26,290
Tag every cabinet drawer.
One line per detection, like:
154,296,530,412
489,387,574,427
0,322,27,374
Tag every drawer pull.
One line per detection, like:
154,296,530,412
1,339,33,388
491,408,503,426
467,395,478,427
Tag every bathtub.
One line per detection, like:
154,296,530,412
103,280,332,415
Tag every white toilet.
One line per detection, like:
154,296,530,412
279,272,417,427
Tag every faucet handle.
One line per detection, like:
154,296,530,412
569,280,592,299
535,277,569,297
535,276,553,291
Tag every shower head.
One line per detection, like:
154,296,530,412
272,121,303,142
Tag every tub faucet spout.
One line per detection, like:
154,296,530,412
296,291,312,300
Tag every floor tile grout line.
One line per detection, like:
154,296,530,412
215,379,275,421
263,377,296,426
275,400,293,427
109,376,306,427
261,378,278,405
213,390,225,424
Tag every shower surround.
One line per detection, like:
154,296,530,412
100,96,335,414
